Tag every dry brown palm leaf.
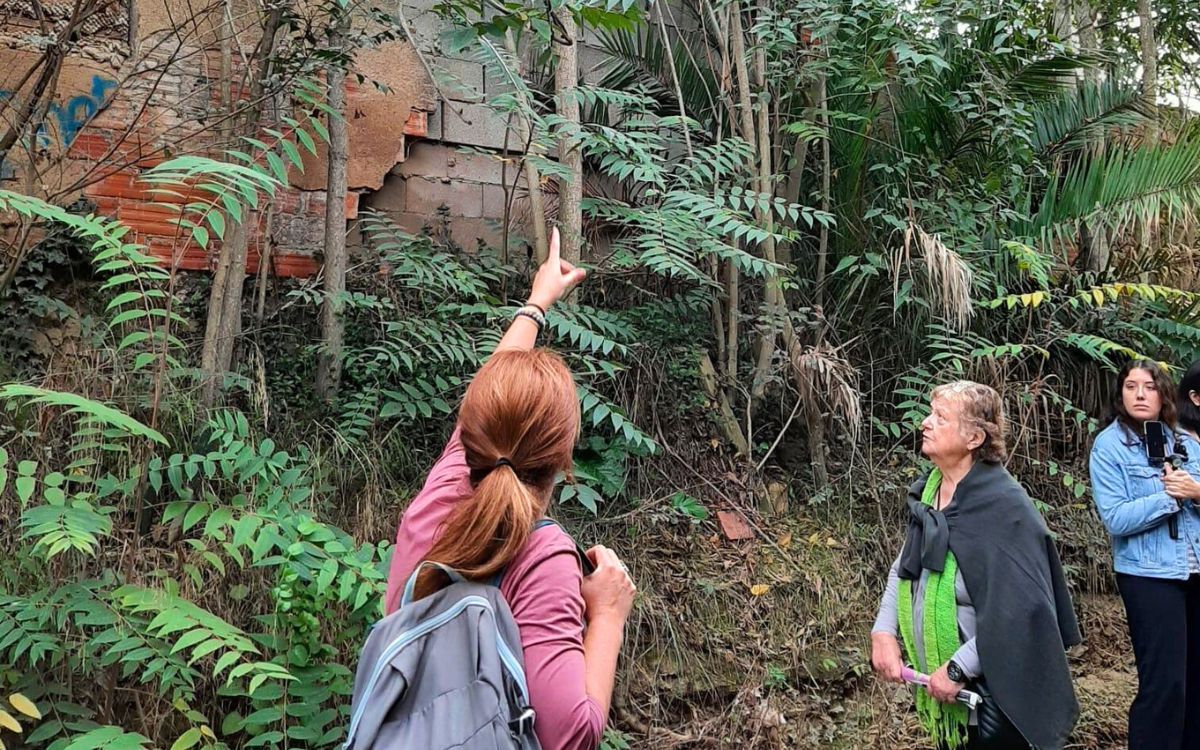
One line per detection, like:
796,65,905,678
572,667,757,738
787,340,862,441
894,222,974,330
1146,243,1200,290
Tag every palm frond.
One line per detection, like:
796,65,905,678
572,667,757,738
788,342,862,440
1026,135,1200,250
893,223,974,331
595,26,670,100
1031,80,1149,155
1005,54,1089,99
594,26,719,128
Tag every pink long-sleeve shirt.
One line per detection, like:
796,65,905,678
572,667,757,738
383,428,606,750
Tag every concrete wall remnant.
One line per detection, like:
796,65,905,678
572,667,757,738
361,1,704,252
292,44,435,193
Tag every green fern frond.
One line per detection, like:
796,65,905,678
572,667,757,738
0,386,166,445
1056,332,1150,365
578,384,657,454
985,290,1052,309
0,191,181,371
0,596,63,668
1069,283,1195,308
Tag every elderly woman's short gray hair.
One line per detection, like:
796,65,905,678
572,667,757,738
931,380,1008,463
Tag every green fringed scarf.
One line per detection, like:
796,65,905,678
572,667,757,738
897,468,970,749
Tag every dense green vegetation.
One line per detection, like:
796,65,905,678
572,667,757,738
1,0,1199,747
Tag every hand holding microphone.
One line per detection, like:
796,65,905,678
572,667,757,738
902,666,982,709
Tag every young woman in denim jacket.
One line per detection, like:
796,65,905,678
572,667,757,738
1089,359,1200,750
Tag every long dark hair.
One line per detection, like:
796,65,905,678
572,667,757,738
1109,358,1178,433
1178,360,1200,436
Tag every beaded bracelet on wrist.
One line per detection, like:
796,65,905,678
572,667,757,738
514,305,546,332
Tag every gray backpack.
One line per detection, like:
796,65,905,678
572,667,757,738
345,519,589,750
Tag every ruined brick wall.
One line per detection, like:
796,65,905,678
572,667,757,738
1,0,432,278
363,0,533,250
3,0,700,277
67,43,429,278
1,0,131,44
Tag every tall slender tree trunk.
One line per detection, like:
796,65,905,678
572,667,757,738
696,0,748,456
700,353,750,456
254,203,274,324
502,32,549,263
1074,0,1106,271
654,3,722,374
199,0,239,404
750,36,781,403
806,70,833,487
728,2,754,154
725,249,740,382
1137,0,1157,254
200,3,287,406
1076,0,1100,86
553,7,582,265
658,1,736,414
815,72,830,312
316,18,350,402
208,221,250,394
524,162,550,263
1053,0,1078,90
727,2,756,391
655,3,692,156
707,1,739,386
801,382,829,486
1052,0,1073,44
1081,220,1110,274
1138,0,1157,140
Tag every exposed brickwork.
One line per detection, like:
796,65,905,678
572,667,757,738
73,133,401,277
2,15,427,279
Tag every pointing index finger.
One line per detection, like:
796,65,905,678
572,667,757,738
549,226,561,265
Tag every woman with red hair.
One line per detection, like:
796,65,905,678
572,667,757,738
384,229,635,750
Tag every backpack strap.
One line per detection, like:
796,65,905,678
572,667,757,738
405,521,595,604
490,518,595,588
531,518,595,575
400,560,463,608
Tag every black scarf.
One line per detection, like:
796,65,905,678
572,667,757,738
898,461,1082,750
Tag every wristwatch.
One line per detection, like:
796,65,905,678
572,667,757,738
946,659,966,683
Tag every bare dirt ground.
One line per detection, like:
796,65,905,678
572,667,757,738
583,500,1136,749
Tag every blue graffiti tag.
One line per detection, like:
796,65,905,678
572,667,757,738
0,74,118,148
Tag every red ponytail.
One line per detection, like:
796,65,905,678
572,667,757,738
415,349,579,597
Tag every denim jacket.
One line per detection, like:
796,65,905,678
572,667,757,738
1089,420,1200,579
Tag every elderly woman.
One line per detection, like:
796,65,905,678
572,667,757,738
1091,359,1200,750
871,381,1080,749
